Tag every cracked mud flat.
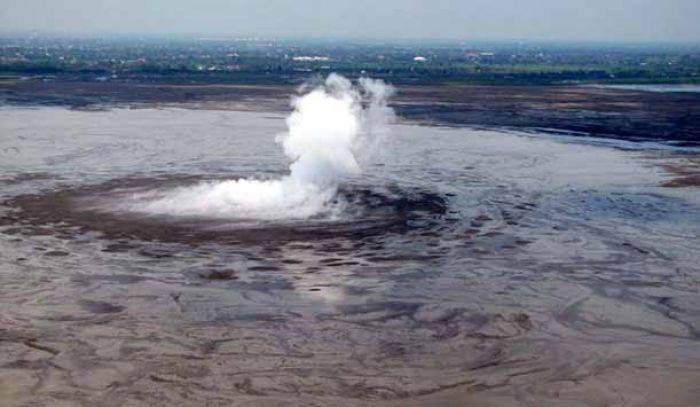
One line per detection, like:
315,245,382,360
1,106,700,406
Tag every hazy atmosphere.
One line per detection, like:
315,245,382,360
1,0,700,41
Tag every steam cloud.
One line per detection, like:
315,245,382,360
127,74,394,220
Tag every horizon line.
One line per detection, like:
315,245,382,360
1,29,700,47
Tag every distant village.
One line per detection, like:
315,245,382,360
1,35,698,85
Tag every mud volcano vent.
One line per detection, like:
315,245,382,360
3,176,448,245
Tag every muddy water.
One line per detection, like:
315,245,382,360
1,106,699,406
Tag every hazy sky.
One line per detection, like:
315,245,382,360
1,0,699,42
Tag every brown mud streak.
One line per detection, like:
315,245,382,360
659,155,700,187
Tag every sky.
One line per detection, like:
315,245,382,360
1,0,699,42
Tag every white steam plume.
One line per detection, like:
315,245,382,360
125,74,394,220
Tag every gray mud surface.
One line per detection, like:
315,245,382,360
2,79,699,145
1,107,700,406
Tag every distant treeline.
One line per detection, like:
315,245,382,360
1,37,698,85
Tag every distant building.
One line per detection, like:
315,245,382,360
292,56,330,62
